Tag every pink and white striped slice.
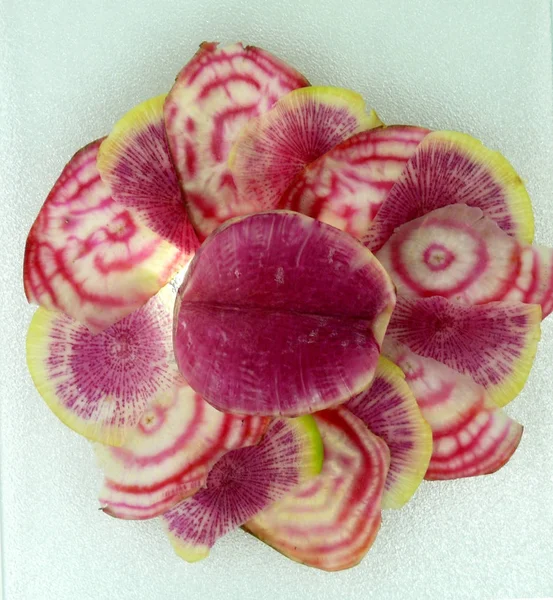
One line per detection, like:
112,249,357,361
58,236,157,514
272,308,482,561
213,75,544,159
363,130,534,253
386,296,541,407
377,204,553,317
385,343,523,480
346,357,431,509
164,42,309,239
245,408,389,572
162,416,323,562
280,125,429,239
96,380,269,519
24,140,182,332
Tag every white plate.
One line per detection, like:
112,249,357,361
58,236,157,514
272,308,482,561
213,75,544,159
1,1,553,598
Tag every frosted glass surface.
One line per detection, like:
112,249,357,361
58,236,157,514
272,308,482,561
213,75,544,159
1,1,553,598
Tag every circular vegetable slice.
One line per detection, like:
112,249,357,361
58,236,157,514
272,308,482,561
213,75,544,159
96,380,269,519
280,125,430,239
97,95,199,257
346,356,431,509
26,287,178,446
377,204,553,317
363,130,534,253
24,139,182,333
385,343,523,480
386,296,541,407
230,86,382,211
174,211,396,416
162,416,323,562
164,41,309,239
244,408,389,572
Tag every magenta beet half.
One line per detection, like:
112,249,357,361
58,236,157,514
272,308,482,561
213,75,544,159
173,211,396,416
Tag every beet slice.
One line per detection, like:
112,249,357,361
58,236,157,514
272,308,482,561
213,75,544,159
173,211,396,416
386,296,541,407
162,416,323,562
346,356,431,509
97,95,199,257
244,408,389,571
363,130,534,253
377,204,553,317
26,287,178,446
164,42,309,239
230,86,382,211
96,380,269,519
23,140,182,333
385,343,523,480
280,125,430,239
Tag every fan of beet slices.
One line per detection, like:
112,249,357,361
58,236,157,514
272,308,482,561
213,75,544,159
24,40,550,572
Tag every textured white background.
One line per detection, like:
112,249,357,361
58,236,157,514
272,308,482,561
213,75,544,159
1,1,553,598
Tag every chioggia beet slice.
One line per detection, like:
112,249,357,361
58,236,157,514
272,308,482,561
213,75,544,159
230,86,382,211
386,296,541,407
377,204,553,317
162,416,323,562
280,125,430,239
97,95,199,258
23,140,182,332
96,380,269,519
244,408,389,571
164,42,309,239
26,287,178,446
385,343,523,479
363,130,535,253
174,211,396,416
346,356,432,509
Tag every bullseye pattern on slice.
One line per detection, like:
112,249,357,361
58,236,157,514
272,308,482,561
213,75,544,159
97,95,199,258
174,211,396,416
244,408,389,572
164,42,309,239
26,287,178,446
385,343,523,479
386,296,540,407
346,357,431,509
363,130,534,253
280,126,429,239
162,416,323,562
377,204,553,317
96,381,269,519
230,86,382,211
24,140,182,332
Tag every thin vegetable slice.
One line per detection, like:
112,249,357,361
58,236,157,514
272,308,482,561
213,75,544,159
386,296,540,407
164,41,309,239
377,204,553,317
24,140,182,332
230,86,382,211
363,130,534,253
174,211,396,416
96,380,269,519
26,287,178,446
162,416,323,562
280,125,430,239
346,356,431,509
244,408,389,571
385,343,523,480
97,95,199,257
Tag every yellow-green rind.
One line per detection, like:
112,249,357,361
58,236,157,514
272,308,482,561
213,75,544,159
291,414,325,479
429,130,534,244
374,357,432,509
26,308,126,446
487,303,542,407
97,95,167,178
